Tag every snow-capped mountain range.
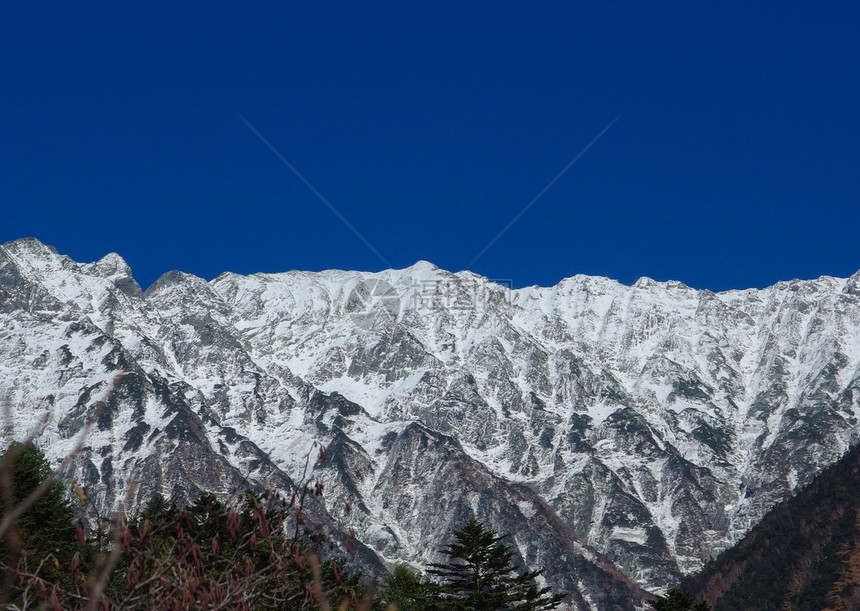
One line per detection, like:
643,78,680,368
2,237,859,608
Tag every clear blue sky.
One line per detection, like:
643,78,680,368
2,2,859,291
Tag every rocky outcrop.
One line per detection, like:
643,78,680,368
0,239,651,609
2,237,859,602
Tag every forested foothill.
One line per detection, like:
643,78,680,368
682,440,860,610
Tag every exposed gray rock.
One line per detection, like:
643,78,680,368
2,237,859,605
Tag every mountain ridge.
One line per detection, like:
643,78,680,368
2,237,859,607
0,238,652,609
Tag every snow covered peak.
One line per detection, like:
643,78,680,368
1,236,60,258
1,237,68,273
86,251,131,275
4,237,860,601
404,259,439,272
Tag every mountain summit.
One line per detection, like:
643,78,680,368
1,238,859,607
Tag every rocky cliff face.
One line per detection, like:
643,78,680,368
1,238,858,605
683,428,860,609
0,238,653,609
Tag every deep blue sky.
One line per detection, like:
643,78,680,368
2,3,859,292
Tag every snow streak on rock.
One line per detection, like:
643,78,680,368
2,237,859,603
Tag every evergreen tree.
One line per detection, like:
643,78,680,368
374,564,440,611
649,587,711,611
0,441,82,600
428,518,564,610
0,441,75,546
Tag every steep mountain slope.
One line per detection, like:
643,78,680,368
683,435,860,610
1,237,859,599
0,238,648,610
205,251,860,588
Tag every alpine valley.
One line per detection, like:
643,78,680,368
2,237,860,609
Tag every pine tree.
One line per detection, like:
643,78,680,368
649,587,711,610
427,518,564,610
0,441,81,601
0,442,75,543
374,564,439,611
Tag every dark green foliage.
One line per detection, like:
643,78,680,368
649,587,711,610
374,564,439,611
427,518,564,610
0,441,87,602
0,441,75,546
